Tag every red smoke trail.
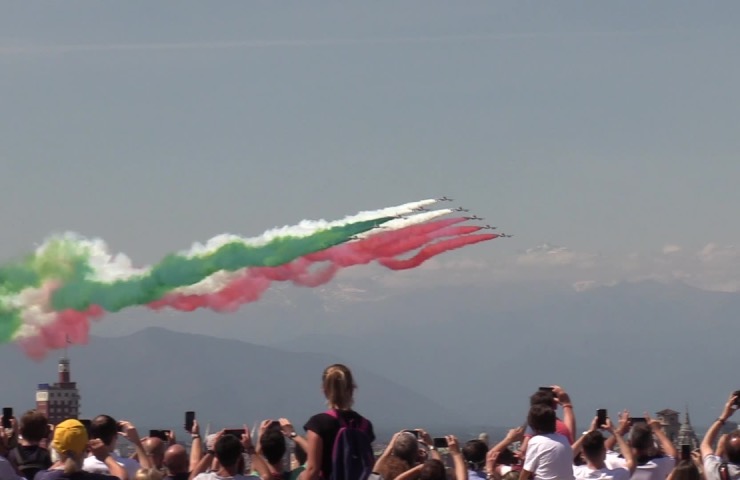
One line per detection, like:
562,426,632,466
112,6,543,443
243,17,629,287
148,218,486,311
18,305,104,360
377,234,498,270
304,217,465,262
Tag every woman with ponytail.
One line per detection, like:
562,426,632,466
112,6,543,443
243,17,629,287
299,364,375,480
34,419,127,480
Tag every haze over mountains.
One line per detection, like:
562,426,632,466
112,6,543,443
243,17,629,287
1,272,737,435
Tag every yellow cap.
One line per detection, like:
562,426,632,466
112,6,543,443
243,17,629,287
52,419,88,456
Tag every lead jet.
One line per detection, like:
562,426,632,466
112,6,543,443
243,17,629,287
465,215,483,220
482,225,497,230
437,196,453,202
453,207,469,212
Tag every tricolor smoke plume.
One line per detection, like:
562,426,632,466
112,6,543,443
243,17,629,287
0,199,502,358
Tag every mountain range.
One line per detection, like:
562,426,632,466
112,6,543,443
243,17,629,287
1,278,738,436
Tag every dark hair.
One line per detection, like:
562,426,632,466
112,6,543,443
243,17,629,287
528,404,556,434
462,439,487,467
671,460,702,480
20,410,49,442
393,433,419,465
419,459,446,480
90,415,118,446
215,434,244,468
259,429,286,465
294,442,307,465
726,432,740,464
630,424,653,451
495,448,517,466
530,390,556,408
581,431,606,460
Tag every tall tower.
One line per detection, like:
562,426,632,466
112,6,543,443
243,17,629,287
36,350,81,425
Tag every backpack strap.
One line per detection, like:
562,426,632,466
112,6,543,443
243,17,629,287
720,463,731,480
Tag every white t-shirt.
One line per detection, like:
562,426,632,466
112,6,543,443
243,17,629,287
523,433,574,480
703,455,740,480
83,453,140,479
573,464,630,480
194,472,260,480
605,452,674,480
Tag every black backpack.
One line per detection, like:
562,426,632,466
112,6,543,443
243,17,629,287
11,446,51,480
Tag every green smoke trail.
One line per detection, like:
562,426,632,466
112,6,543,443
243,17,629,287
0,237,95,342
50,217,390,312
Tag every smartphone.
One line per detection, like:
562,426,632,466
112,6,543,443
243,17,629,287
734,391,740,407
597,409,607,427
2,408,12,429
433,437,448,449
185,411,195,432
116,423,124,433
224,429,244,438
539,386,557,398
149,429,169,441
404,429,419,438
681,444,692,461
629,417,647,425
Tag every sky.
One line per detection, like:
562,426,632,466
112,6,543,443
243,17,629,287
2,4,740,323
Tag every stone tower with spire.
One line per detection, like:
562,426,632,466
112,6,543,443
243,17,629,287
676,406,700,449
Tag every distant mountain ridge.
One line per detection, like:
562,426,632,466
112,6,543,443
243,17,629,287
0,327,463,432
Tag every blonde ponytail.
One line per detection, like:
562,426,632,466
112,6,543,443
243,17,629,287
322,364,356,410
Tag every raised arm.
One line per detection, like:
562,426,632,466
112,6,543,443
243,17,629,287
604,410,630,452
646,413,677,460
119,421,152,470
448,435,468,480
572,417,599,457
242,425,271,480
417,429,442,462
189,430,223,480
189,420,203,473
279,418,309,458
701,392,737,459
604,418,635,474
90,438,129,480
553,385,575,441
372,431,403,473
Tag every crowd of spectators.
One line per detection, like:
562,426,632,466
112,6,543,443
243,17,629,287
1,364,739,480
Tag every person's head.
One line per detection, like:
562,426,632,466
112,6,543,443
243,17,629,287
528,404,556,434
135,468,164,480
20,410,49,443
143,437,166,469
530,390,557,409
375,456,411,480
293,442,307,466
581,431,606,463
51,419,89,474
322,364,356,409
419,459,447,480
393,432,419,465
630,424,654,453
163,444,189,475
670,460,702,480
725,431,740,464
90,415,118,447
215,434,244,470
463,439,487,470
259,428,286,466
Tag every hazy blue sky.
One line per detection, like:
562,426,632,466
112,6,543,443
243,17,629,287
2,2,740,304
